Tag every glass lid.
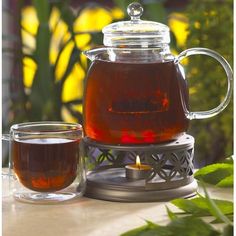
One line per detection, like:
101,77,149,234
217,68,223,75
103,2,170,47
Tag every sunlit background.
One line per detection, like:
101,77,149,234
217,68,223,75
2,0,233,166
21,4,126,122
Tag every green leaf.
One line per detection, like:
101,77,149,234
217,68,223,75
201,183,233,225
120,222,164,236
171,198,209,216
194,163,233,186
32,0,50,23
121,216,220,236
171,197,233,217
165,206,178,220
29,1,60,120
121,226,171,236
167,216,220,236
210,214,233,224
216,175,233,187
144,220,159,228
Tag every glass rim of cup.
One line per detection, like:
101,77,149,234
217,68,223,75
10,121,83,135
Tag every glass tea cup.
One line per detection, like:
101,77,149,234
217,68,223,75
3,121,85,204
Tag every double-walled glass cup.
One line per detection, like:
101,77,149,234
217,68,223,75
5,121,85,204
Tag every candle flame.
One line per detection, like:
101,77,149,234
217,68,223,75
136,155,141,169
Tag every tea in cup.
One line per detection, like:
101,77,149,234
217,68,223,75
4,121,85,203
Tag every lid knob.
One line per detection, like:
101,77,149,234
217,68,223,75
102,1,170,47
127,2,143,21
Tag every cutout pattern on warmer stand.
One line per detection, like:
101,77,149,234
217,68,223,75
82,134,197,202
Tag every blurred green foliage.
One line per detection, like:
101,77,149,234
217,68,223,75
182,0,233,165
20,0,84,122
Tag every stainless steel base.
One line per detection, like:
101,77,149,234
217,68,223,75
85,168,198,202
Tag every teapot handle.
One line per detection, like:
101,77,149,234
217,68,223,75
175,48,233,120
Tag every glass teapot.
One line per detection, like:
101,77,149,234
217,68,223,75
83,2,233,145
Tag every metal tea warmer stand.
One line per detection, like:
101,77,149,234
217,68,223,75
82,134,197,202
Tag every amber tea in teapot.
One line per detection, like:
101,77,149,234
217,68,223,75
84,59,189,144
83,2,233,145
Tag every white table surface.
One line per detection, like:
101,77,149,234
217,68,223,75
2,170,233,236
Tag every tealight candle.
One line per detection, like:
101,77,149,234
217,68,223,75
125,155,152,180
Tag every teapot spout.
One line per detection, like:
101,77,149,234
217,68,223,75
83,48,107,61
